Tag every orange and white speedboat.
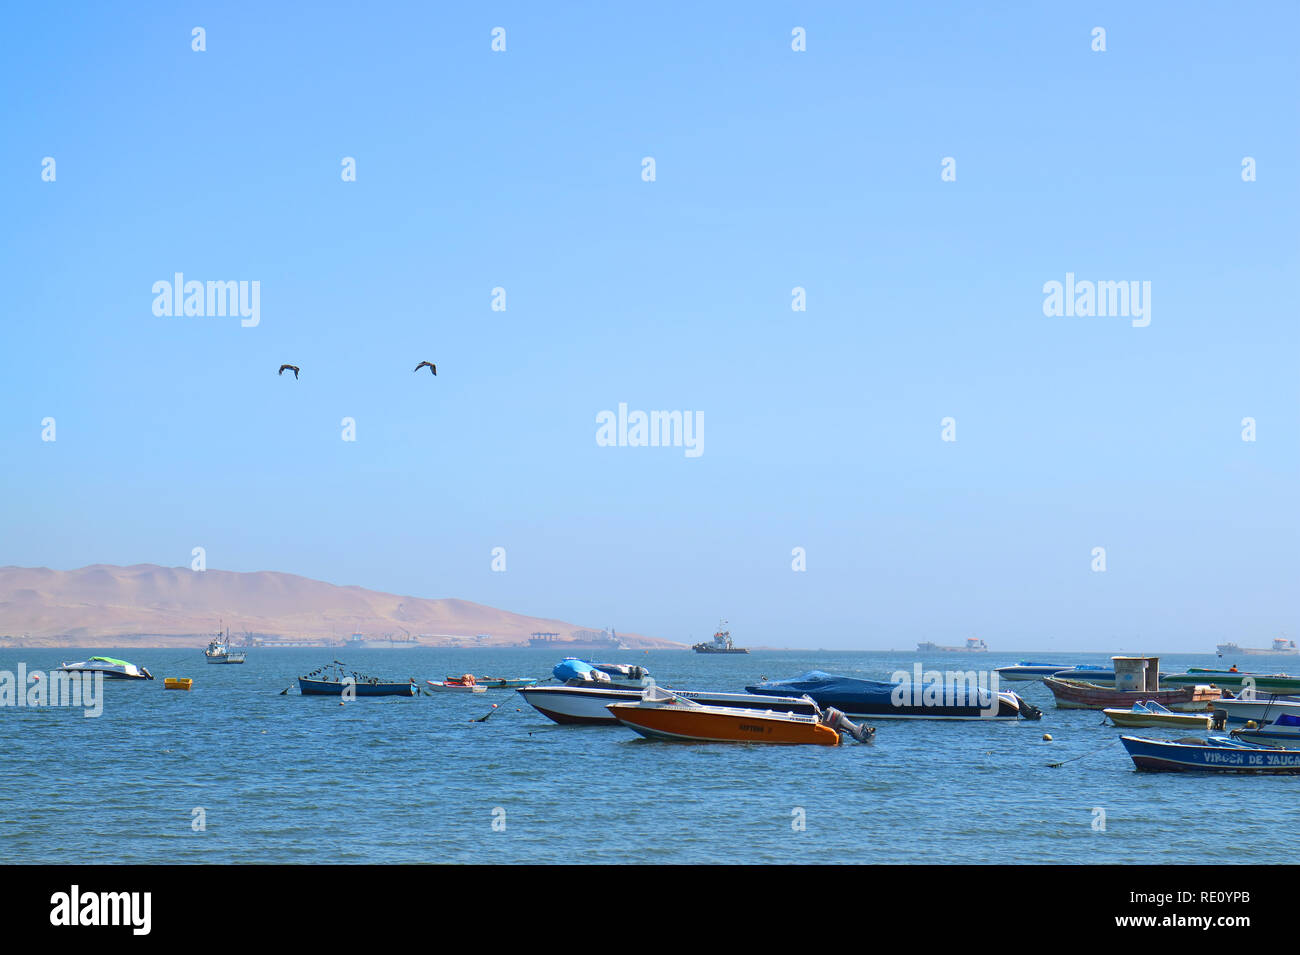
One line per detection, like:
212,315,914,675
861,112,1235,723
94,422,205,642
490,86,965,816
606,686,873,746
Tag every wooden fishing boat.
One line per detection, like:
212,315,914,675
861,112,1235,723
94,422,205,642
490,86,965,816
606,686,873,746
427,678,486,694
295,662,418,697
447,675,537,689
163,677,193,691
1120,735,1300,774
1045,677,1220,711
1104,701,1211,729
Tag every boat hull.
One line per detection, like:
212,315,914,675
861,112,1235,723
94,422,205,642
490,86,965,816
747,674,1030,720
607,703,840,746
1162,672,1300,695
1120,735,1300,774
1214,698,1300,725
1104,708,1211,729
517,685,817,725
298,678,417,697
1044,678,1221,711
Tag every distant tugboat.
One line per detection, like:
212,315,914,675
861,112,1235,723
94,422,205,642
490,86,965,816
917,638,988,653
693,621,749,654
205,628,247,664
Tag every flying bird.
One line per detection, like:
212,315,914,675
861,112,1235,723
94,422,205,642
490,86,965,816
413,361,437,376
278,364,300,379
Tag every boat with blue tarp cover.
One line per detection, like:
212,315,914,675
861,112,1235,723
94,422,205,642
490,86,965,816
1120,735,1300,774
746,671,1040,720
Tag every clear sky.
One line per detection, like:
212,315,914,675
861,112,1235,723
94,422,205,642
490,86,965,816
1,2,1296,650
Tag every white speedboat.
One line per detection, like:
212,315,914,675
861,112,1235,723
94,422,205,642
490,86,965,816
517,684,817,725
1216,697,1300,726
58,657,153,680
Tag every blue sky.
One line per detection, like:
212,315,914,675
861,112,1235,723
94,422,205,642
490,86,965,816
1,2,1296,650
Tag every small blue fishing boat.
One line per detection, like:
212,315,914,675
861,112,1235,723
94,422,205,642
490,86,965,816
1119,735,1300,774
295,661,417,697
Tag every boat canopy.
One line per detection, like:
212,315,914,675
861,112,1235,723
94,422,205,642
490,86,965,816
89,657,132,666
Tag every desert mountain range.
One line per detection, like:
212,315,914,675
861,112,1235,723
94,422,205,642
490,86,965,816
0,564,682,649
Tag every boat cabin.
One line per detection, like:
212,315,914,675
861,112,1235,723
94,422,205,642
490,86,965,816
1113,656,1161,693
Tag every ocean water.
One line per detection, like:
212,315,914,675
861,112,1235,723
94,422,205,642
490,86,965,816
2,648,1296,865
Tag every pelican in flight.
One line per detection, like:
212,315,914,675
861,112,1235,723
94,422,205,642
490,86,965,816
413,361,437,376
278,364,300,379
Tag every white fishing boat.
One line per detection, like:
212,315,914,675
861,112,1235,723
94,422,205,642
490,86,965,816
204,629,247,664
57,656,153,680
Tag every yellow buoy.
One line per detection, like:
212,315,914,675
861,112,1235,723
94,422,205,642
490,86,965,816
1042,733,1053,741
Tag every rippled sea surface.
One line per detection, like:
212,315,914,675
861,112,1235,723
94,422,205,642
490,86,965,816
2,648,1296,864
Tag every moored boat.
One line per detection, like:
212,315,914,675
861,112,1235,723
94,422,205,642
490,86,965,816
606,686,872,745
1040,664,1116,685
58,657,153,680
427,677,486,693
747,670,1040,720
518,684,818,725
451,675,538,689
1161,669,1300,696
204,628,247,664
1214,697,1300,726
295,661,417,696
995,661,1077,682
163,677,193,691
1119,735,1300,774
1045,677,1220,711
1104,701,1212,729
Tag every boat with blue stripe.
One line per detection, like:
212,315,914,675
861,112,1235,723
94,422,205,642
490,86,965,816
1119,735,1300,774
294,661,418,697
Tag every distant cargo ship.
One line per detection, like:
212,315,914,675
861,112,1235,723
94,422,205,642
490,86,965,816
528,629,628,651
346,632,422,650
1217,638,1297,657
917,638,988,653
693,621,748,654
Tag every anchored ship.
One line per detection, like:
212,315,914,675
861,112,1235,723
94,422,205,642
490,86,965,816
345,632,422,650
693,621,748,654
917,638,988,653
528,629,628,651
1216,638,1297,657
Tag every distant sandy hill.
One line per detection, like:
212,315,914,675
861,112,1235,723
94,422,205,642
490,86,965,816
0,564,681,649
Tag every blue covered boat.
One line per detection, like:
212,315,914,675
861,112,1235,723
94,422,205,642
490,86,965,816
1119,735,1300,774
746,671,1039,720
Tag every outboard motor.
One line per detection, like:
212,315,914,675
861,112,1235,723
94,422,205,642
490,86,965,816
1016,695,1043,721
823,707,875,743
